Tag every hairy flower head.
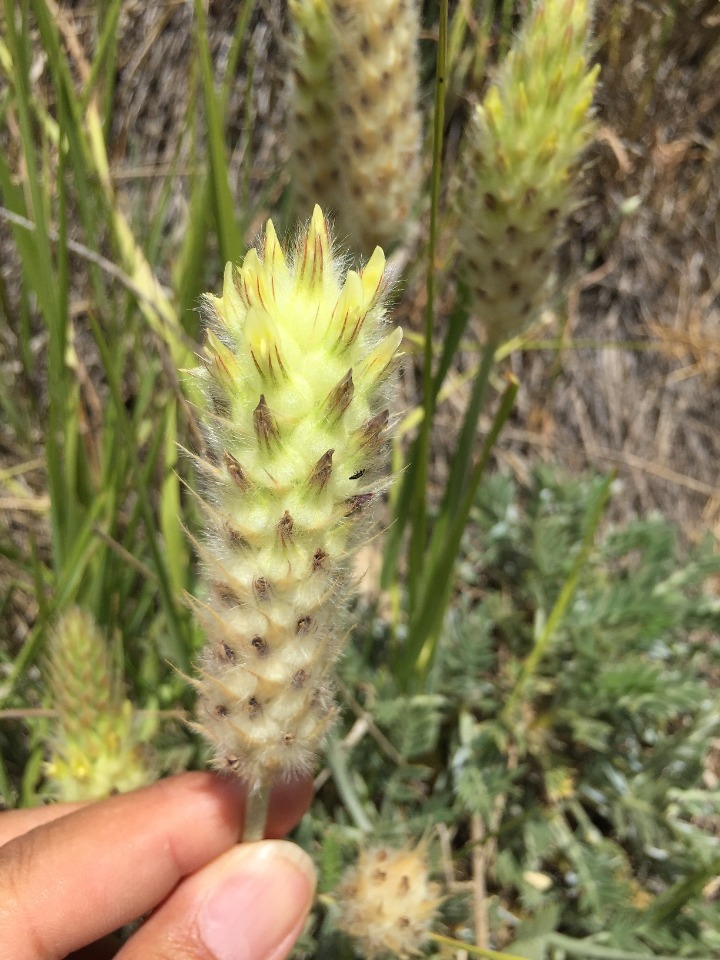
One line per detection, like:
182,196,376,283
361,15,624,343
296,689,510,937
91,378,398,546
187,207,401,788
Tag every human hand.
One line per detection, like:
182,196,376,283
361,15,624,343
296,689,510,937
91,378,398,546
0,771,316,960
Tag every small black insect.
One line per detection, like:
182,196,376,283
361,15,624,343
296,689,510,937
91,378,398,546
349,468,365,480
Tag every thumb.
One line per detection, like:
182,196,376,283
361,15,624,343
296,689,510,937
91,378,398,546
116,840,316,960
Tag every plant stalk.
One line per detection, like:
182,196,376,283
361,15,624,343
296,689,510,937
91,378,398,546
243,786,271,843
407,0,448,611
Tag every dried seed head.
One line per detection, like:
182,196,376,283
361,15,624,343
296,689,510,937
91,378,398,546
289,0,339,222
336,843,442,958
312,547,329,572
220,641,236,662
251,636,270,659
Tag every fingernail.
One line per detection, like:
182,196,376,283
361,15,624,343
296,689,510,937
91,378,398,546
199,841,316,960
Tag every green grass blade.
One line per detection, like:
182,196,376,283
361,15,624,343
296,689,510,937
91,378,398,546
193,0,242,266
2,495,107,698
1,0,59,324
399,375,519,686
406,0,449,611
86,313,191,669
175,174,212,327
381,288,471,591
430,934,526,960
79,0,123,112
431,281,472,398
431,340,495,550
160,405,188,595
325,735,374,833
176,0,252,319
219,0,254,119
1,0,76,569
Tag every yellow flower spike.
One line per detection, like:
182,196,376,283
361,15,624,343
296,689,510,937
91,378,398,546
44,608,154,802
241,246,262,276
484,86,503,129
539,131,560,162
455,0,598,343
238,247,275,311
187,208,401,794
516,82,529,123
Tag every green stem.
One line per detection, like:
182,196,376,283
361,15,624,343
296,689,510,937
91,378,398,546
434,340,496,546
430,931,714,960
326,735,373,833
430,932,525,960
401,375,519,683
407,0,448,611
243,786,271,842
546,933,715,960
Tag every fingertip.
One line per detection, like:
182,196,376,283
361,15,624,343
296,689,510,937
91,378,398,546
118,840,316,960
198,841,316,960
266,775,314,838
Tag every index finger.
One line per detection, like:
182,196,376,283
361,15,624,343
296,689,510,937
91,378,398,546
0,802,88,848
0,771,313,960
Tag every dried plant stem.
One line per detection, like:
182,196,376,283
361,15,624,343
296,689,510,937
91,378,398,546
472,746,517,948
471,813,489,947
243,787,271,842
429,932,524,960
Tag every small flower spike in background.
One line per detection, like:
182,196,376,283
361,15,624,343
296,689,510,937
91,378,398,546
456,0,599,344
330,0,423,251
289,0,423,252
186,206,401,840
45,607,153,802
288,0,339,220
335,842,442,958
